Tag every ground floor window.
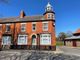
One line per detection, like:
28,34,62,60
2,36,11,45
40,34,51,45
18,34,28,45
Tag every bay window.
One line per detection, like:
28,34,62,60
2,36,11,45
18,34,27,45
40,34,51,45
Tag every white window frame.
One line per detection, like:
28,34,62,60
0,24,2,30
40,34,51,45
18,34,28,45
32,22,36,31
6,24,11,32
0,24,2,26
42,22,48,31
21,23,26,32
47,13,53,19
2,36,11,45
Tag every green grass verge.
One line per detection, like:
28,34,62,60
56,41,64,46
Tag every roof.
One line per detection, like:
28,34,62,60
73,28,80,34
46,2,52,7
0,15,53,23
65,36,80,40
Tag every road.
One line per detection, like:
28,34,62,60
58,46,80,56
0,47,80,60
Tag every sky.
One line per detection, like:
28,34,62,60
0,0,80,36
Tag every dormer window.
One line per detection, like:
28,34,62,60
6,24,10,32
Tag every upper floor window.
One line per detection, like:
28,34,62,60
6,24,10,32
43,22,48,31
0,24,2,30
48,14,51,19
21,23,26,32
47,13,53,19
32,22,36,31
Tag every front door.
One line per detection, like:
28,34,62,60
31,35,37,49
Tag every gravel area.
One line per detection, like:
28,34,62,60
0,50,80,60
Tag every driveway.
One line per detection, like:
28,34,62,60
58,46,80,56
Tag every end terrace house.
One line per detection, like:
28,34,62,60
0,2,56,50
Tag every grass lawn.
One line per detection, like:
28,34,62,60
56,41,64,46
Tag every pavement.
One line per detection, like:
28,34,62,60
0,46,80,60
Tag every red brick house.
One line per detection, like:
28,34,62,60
0,2,56,50
65,29,80,47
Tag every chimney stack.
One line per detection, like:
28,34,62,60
20,10,26,18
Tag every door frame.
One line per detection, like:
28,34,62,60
31,35,37,49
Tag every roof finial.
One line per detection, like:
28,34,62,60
45,1,52,12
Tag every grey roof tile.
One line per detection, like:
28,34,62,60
65,36,80,40
0,15,46,23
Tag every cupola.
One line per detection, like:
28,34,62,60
44,2,55,20
46,2,53,12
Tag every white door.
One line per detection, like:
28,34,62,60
32,35,37,45
32,38,37,45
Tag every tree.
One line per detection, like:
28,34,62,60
66,31,73,37
57,31,73,46
57,32,67,41
57,32,67,46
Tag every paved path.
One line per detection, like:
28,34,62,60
58,46,80,56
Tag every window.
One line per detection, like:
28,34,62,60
40,34,51,45
0,24,2,30
18,34,27,45
52,14,55,20
6,24,10,32
47,13,53,19
32,23,36,31
48,14,51,19
21,23,26,32
43,22,48,31
2,36,11,45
